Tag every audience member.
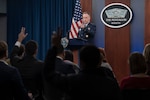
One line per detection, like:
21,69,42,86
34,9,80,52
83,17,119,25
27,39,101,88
64,49,80,74
10,27,44,100
78,11,96,42
55,45,76,75
99,47,112,70
98,47,116,79
120,52,150,100
143,43,150,75
120,52,150,90
6,44,25,65
42,43,76,100
43,30,122,100
0,40,31,100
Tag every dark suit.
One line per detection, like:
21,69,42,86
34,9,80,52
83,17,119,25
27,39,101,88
55,57,76,75
0,61,30,100
78,23,96,41
43,57,76,100
10,46,44,100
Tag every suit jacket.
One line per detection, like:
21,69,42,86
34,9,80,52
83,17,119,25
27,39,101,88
78,23,96,41
55,57,76,75
43,46,122,100
0,61,30,100
64,60,80,74
43,57,76,100
10,46,44,99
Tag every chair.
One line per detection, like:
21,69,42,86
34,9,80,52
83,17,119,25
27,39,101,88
121,89,150,100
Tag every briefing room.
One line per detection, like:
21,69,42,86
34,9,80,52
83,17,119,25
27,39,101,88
1,0,150,100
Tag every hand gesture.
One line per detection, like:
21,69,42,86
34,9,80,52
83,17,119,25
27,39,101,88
18,27,28,42
51,27,62,47
79,23,85,28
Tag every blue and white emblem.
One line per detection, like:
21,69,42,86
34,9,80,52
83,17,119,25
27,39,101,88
61,37,69,48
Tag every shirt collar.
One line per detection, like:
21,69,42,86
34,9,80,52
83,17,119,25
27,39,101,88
0,60,8,65
56,56,63,60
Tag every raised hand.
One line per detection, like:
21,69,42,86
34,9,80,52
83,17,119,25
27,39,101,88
79,23,85,28
51,27,62,47
18,27,28,42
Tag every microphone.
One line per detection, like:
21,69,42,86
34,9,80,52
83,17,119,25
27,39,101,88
66,30,70,39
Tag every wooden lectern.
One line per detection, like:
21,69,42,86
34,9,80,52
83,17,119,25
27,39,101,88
67,38,87,64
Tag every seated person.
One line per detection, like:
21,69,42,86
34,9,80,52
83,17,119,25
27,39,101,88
98,47,116,79
64,50,80,74
55,45,76,75
10,27,44,100
143,43,150,75
120,52,150,100
0,41,31,100
6,44,25,65
99,47,113,71
120,52,150,90
43,45,76,100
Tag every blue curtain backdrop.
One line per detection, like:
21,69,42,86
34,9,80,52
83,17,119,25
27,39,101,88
7,0,76,60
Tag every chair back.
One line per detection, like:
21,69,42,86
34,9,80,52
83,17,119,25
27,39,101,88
121,89,150,100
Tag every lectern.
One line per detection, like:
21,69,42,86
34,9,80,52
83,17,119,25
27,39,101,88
67,38,87,64
68,38,87,50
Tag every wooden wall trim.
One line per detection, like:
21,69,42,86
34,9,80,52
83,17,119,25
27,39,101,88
105,0,130,83
80,0,92,17
145,0,150,44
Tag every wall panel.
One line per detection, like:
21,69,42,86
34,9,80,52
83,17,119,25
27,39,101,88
105,0,130,83
145,0,150,44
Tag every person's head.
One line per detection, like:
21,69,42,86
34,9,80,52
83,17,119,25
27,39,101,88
25,40,38,56
79,45,102,69
129,52,147,75
18,44,25,58
143,43,150,62
99,47,108,63
64,50,73,62
0,41,8,60
82,12,91,24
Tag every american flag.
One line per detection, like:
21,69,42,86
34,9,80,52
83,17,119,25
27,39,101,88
69,0,82,39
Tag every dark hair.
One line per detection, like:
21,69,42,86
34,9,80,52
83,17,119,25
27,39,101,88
83,11,90,16
99,48,108,62
64,50,73,62
129,52,147,74
56,44,64,55
25,40,38,56
79,45,102,67
0,41,7,59
143,43,150,62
